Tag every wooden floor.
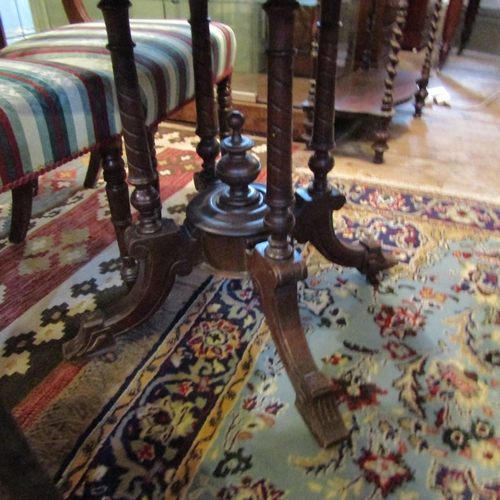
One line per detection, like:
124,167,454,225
302,49,500,204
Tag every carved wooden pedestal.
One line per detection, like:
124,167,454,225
66,0,396,448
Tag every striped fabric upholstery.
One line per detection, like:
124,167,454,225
0,20,236,193
0,58,115,191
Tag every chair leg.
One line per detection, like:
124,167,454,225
99,138,138,287
9,180,38,244
83,150,102,189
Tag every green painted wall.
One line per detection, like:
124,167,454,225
40,0,262,74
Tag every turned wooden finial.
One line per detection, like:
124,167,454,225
216,111,261,209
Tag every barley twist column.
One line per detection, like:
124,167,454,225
99,0,162,234
373,0,408,163
189,0,221,191
308,0,342,195
217,76,233,141
414,0,443,117
262,0,297,261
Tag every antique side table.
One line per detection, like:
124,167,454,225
67,0,396,448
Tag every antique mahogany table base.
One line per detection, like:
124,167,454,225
64,0,396,448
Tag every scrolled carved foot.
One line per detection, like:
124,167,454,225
357,237,398,285
296,371,349,447
63,219,193,360
294,188,397,284
248,243,348,448
63,310,114,360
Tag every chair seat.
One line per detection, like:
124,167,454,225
0,58,116,192
0,20,236,192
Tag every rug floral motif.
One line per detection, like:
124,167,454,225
56,190,500,499
184,233,500,500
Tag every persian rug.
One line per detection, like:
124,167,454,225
1,123,500,500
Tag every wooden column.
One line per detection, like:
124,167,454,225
64,0,192,359
262,0,297,261
189,0,221,190
249,0,349,448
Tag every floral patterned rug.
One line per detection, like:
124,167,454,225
1,124,500,499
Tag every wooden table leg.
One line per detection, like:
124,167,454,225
294,0,397,284
372,0,408,163
458,0,481,54
189,0,221,191
248,0,349,448
414,0,443,117
439,0,463,68
64,0,193,359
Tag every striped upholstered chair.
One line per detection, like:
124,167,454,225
0,5,236,258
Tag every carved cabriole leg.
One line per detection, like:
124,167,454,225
250,245,348,447
372,0,407,163
63,0,192,360
248,0,347,448
414,0,443,117
294,0,396,284
217,75,233,141
189,0,221,191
